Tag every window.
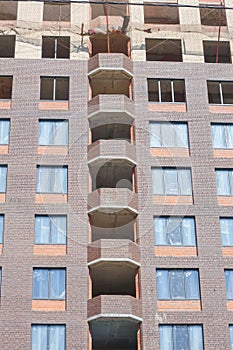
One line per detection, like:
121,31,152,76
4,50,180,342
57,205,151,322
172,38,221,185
40,77,69,101
0,1,17,20
152,168,192,195
225,270,233,299
43,1,70,22
0,76,12,99
203,41,231,63
212,124,233,149
31,324,65,350
39,120,68,146
150,122,188,148
148,79,185,103
230,325,233,350
0,166,7,193
0,36,15,58
156,269,200,300
220,218,233,246
144,2,179,24
154,217,196,246
216,169,233,195
159,325,204,350
200,4,226,26
42,37,70,59
146,39,182,62
207,81,233,105
35,216,66,245
33,268,66,300
36,166,67,194
0,215,4,244
0,119,10,145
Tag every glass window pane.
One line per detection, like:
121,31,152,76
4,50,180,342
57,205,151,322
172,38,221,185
51,216,66,244
35,216,50,244
230,326,233,350
0,120,9,145
185,270,200,299
212,124,225,148
154,217,167,245
152,168,164,195
0,166,7,193
173,80,185,102
170,270,185,299
55,78,69,101
49,325,65,350
175,123,188,148
174,326,189,350
161,123,174,147
167,218,182,245
156,270,170,299
189,326,204,350
161,80,172,102
182,218,196,246
226,125,233,149
149,123,161,147
49,269,65,300
222,82,233,104
32,325,47,350
221,218,233,246
216,170,230,195
164,169,178,195
225,270,233,299
148,79,159,102
0,215,4,244
33,269,48,299
159,326,173,350
40,78,54,100
207,81,221,104
178,169,192,195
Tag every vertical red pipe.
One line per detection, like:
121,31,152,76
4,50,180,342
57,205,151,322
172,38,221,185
216,0,223,63
105,0,110,53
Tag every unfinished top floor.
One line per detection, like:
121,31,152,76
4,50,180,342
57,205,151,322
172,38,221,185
1,0,233,62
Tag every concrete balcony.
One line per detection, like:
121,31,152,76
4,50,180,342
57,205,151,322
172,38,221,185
88,53,133,77
88,295,142,322
88,239,140,265
88,94,135,128
88,139,136,166
88,188,138,215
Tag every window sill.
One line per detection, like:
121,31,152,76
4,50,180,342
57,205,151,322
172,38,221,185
0,145,8,154
35,193,67,204
39,101,69,110
148,102,186,113
214,149,233,158
37,146,68,155
0,100,11,109
0,244,2,254
155,246,197,257
34,244,66,256
218,196,233,206
152,195,193,205
150,147,189,157
209,105,233,114
157,300,201,311
227,301,233,310
32,299,65,311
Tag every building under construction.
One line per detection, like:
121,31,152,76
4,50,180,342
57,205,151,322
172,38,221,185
1,0,233,349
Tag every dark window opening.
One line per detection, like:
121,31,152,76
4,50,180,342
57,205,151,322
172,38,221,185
0,1,17,20
148,79,185,103
90,34,130,57
43,1,70,22
42,36,70,58
146,38,182,62
203,40,231,63
200,6,227,26
207,81,233,105
0,76,12,99
144,3,179,24
0,35,15,58
40,77,69,101
91,123,131,143
91,2,128,19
